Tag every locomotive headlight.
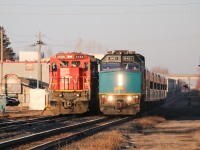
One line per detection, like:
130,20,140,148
127,96,132,101
58,93,63,98
107,95,113,102
117,74,123,86
76,93,81,97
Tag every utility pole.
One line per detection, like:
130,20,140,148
32,32,45,89
199,56,200,67
0,27,3,94
37,32,42,89
197,56,200,91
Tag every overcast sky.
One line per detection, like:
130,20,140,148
0,0,200,74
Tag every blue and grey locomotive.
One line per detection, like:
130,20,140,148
99,50,167,115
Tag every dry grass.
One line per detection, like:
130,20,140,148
0,108,44,118
8,111,42,118
137,116,165,129
63,131,124,150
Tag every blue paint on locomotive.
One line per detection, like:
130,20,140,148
99,71,141,94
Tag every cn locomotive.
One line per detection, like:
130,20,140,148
49,52,99,115
99,50,167,115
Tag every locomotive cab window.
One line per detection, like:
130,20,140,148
122,63,140,71
84,62,88,71
102,63,120,71
72,61,80,67
60,61,69,67
51,63,57,72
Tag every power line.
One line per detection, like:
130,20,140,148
9,37,36,43
6,30,35,38
1,3,200,7
1,10,200,16
43,34,65,43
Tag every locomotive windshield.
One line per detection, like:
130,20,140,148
102,63,121,70
122,63,140,70
60,61,69,67
101,62,140,71
72,61,80,67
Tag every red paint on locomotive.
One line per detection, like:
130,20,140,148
49,52,91,91
47,52,99,115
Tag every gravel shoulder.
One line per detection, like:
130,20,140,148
120,91,200,150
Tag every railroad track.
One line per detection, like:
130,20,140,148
163,92,186,107
0,92,185,149
0,116,133,149
146,92,186,115
0,115,75,133
0,116,61,128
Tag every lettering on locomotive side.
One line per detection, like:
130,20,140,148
56,55,66,59
67,55,73,59
114,86,126,91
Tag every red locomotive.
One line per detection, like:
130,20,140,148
49,52,99,115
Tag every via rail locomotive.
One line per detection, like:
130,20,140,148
99,50,167,115
49,52,99,115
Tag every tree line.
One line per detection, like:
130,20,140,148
0,27,16,61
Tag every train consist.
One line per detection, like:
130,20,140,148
48,52,99,115
99,50,167,115
167,78,183,93
1,50,183,115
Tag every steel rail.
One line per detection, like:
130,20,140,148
163,93,186,107
0,115,60,128
143,92,186,115
29,117,133,150
0,117,108,149
33,92,184,150
0,116,74,133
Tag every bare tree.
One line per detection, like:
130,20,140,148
196,77,200,90
151,66,169,75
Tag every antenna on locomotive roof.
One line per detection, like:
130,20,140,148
114,50,129,54
129,51,135,54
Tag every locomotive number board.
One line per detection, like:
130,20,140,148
105,55,121,63
122,56,134,62
108,56,119,60
75,55,84,59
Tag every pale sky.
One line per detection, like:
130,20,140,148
0,0,200,74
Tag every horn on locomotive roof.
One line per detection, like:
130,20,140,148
113,50,135,54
